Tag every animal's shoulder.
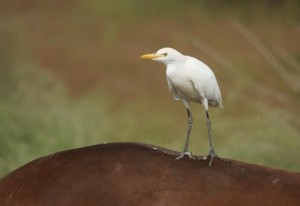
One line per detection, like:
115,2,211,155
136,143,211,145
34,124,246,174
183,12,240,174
185,56,214,74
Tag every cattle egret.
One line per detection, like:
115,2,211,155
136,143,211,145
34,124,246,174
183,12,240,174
141,47,223,167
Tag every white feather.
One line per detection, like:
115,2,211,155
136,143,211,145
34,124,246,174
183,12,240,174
153,48,222,110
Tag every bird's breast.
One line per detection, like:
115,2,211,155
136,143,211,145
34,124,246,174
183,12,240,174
168,75,202,102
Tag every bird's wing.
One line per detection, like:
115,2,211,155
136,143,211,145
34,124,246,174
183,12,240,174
167,77,180,100
185,57,223,107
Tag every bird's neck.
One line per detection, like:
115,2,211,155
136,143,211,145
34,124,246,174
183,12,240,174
165,59,186,68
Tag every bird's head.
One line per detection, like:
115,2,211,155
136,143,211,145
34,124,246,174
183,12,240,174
141,47,185,65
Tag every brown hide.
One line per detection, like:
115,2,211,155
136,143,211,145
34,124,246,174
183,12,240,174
0,142,299,206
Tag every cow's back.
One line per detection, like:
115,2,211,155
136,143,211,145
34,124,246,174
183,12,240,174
0,143,300,206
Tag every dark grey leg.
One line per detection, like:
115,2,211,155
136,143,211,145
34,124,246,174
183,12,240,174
206,111,216,166
176,109,195,160
204,111,229,166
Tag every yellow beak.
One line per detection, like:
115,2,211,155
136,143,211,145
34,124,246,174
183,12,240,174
140,53,162,59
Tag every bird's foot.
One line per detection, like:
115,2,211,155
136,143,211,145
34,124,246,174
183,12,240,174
175,151,196,161
200,150,229,167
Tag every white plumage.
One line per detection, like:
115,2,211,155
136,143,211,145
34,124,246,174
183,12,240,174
141,47,224,166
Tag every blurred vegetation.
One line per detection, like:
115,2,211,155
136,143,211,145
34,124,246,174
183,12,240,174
0,0,300,178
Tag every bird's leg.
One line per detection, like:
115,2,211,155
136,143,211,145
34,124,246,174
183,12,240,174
176,109,195,160
206,111,215,153
205,110,217,166
203,111,228,167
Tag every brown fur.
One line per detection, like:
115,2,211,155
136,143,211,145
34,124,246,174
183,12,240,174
0,142,299,206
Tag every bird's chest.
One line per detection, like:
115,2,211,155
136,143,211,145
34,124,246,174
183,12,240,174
166,67,199,100
167,66,189,85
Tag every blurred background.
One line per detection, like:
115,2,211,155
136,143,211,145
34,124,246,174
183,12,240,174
0,0,300,178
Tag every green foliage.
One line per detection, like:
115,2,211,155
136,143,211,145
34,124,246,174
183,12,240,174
0,64,183,177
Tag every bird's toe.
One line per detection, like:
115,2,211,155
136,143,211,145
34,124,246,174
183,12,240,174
175,151,195,161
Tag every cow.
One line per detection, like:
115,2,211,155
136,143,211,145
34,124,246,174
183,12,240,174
0,142,299,205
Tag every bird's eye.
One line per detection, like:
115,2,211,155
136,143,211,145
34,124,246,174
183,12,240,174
163,53,168,56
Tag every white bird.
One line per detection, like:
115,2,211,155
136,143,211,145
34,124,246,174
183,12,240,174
141,47,224,166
